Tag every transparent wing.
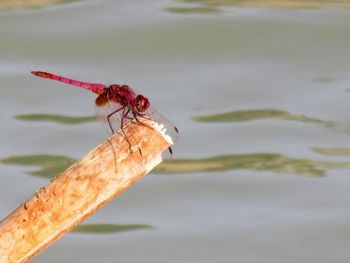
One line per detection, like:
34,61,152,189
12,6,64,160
142,104,179,144
123,86,179,144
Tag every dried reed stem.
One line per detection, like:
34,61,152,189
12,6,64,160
0,120,172,263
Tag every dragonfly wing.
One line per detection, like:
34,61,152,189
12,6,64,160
125,86,179,143
142,104,179,143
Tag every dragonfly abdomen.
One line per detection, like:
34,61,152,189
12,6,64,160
31,71,106,95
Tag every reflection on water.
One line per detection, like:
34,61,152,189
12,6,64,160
168,0,350,14
318,161,350,170
192,109,331,125
0,0,76,10
312,147,350,157
4,151,350,178
1,155,75,178
166,6,220,14
19,109,331,126
154,153,326,176
16,114,96,125
73,224,153,234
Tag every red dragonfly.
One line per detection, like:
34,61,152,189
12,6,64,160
31,71,178,155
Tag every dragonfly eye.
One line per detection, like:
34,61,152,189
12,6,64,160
135,95,150,112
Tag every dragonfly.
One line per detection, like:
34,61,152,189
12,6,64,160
31,71,178,155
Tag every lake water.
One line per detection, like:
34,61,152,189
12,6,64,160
1,0,350,262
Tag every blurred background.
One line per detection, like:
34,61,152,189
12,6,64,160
1,0,350,262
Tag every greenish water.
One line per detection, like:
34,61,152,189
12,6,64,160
16,113,96,124
312,147,350,157
0,0,77,10
192,108,329,124
1,155,75,178
166,6,221,14
2,0,350,263
168,0,350,14
5,149,350,179
73,223,153,234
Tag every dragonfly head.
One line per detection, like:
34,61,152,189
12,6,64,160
135,95,150,112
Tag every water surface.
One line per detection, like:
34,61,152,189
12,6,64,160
1,0,350,262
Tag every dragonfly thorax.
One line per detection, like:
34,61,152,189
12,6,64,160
106,84,134,106
106,84,149,112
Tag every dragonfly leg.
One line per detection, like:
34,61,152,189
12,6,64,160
107,106,125,133
120,109,131,147
124,112,153,131
107,107,141,156
133,111,154,130
120,108,143,156
133,112,166,157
